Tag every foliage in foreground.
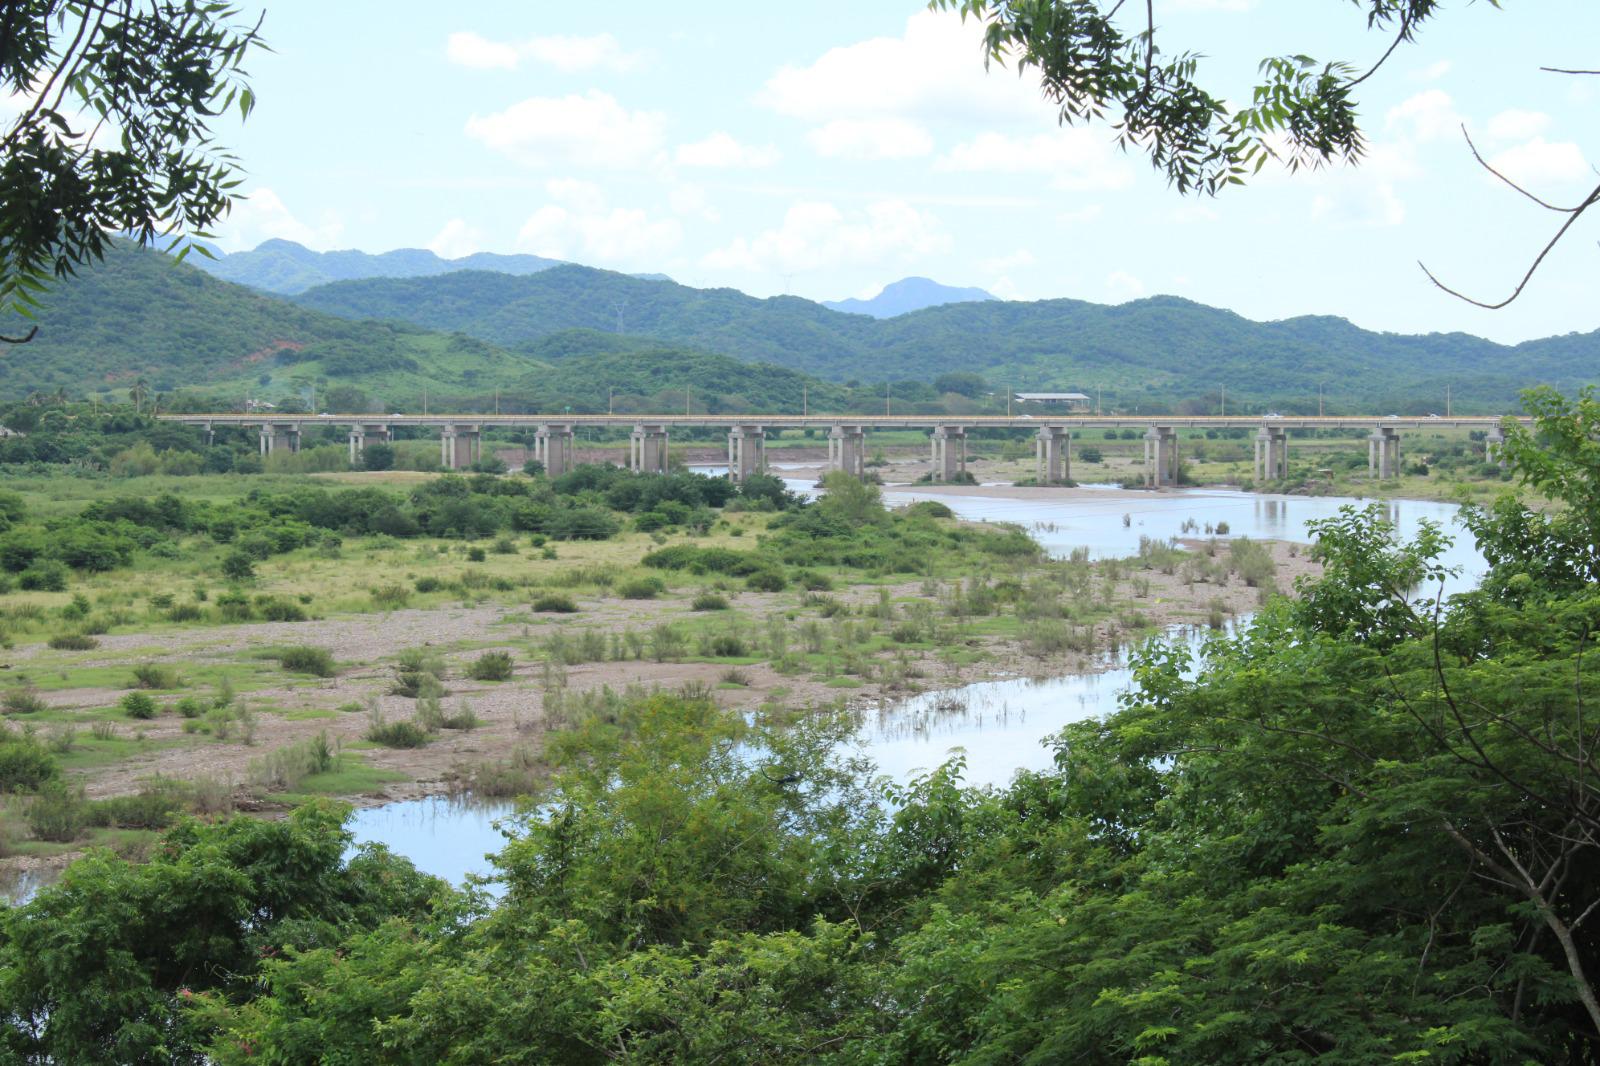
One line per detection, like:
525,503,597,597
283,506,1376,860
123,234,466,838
6,390,1600,1062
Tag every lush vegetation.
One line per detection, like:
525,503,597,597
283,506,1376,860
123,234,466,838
293,263,1599,413
3,390,1598,1060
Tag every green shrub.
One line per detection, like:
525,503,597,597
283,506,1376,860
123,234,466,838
2,687,47,715
27,781,86,842
47,632,99,650
491,536,518,554
691,592,730,611
705,633,749,657
175,696,205,719
414,576,444,593
366,719,429,748
370,584,411,609
532,593,579,613
130,663,182,690
166,603,205,623
746,569,788,593
120,692,159,719
257,598,307,622
467,650,514,682
466,546,487,562
19,562,68,592
795,570,833,591
220,550,255,582
0,735,58,790
87,785,183,829
277,645,337,677
616,576,666,600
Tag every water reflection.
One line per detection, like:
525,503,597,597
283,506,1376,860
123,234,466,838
886,485,1482,593
346,794,514,895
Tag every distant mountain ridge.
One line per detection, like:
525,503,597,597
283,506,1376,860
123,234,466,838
193,239,566,295
824,276,997,318
290,264,1600,411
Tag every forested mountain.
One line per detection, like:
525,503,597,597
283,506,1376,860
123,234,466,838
0,245,848,414
193,238,565,294
293,264,1600,411
823,276,996,318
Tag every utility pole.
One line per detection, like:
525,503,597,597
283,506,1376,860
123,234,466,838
607,387,613,415
1006,383,1011,418
1319,384,1324,417
802,384,807,417
1096,385,1102,416
422,388,428,416
1446,383,1451,417
495,389,501,415
884,381,890,416
1220,383,1225,417
685,387,691,417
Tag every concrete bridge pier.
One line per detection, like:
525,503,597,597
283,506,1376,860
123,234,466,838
1485,425,1507,468
827,424,867,478
728,425,766,484
1035,426,1071,485
535,424,575,478
1254,426,1288,481
440,424,481,471
1368,427,1401,478
259,422,302,457
1143,426,1178,488
630,424,670,475
930,425,967,482
348,423,392,466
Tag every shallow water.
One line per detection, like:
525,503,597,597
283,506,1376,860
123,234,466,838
5,482,1483,902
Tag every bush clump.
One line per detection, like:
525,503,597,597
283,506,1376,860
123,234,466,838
277,645,337,677
532,593,579,613
366,719,429,749
130,663,182,690
2,687,47,715
616,576,666,600
47,633,99,651
467,650,514,682
691,592,730,611
745,569,789,593
0,734,58,790
120,692,159,719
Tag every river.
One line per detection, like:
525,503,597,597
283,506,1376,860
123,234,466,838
343,483,1484,893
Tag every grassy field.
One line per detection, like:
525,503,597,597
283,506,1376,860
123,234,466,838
0,465,1320,880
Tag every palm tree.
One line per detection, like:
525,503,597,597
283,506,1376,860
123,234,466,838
129,378,149,414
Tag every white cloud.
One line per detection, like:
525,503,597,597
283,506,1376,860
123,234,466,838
427,218,485,259
761,10,1048,128
1309,182,1406,228
1487,138,1591,187
1058,204,1104,225
1106,271,1146,301
446,31,641,72
465,91,665,168
674,132,779,168
515,180,680,267
1385,89,1462,142
702,199,949,274
219,188,343,251
667,183,720,223
979,249,1035,275
935,130,1132,190
806,118,933,160
1486,108,1552,143
1412,59,1452,82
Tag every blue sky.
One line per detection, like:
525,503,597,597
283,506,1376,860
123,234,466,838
209,1,1599,344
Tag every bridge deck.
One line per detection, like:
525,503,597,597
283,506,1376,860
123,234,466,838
161,413,1523,431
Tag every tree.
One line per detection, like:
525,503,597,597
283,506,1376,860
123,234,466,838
0,2,264,333
935,0,1594,307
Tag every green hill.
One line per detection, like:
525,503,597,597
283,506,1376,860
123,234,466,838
0,245,850,415
293,265,1600,412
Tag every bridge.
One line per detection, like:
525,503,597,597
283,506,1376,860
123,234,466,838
158,413,1523,487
